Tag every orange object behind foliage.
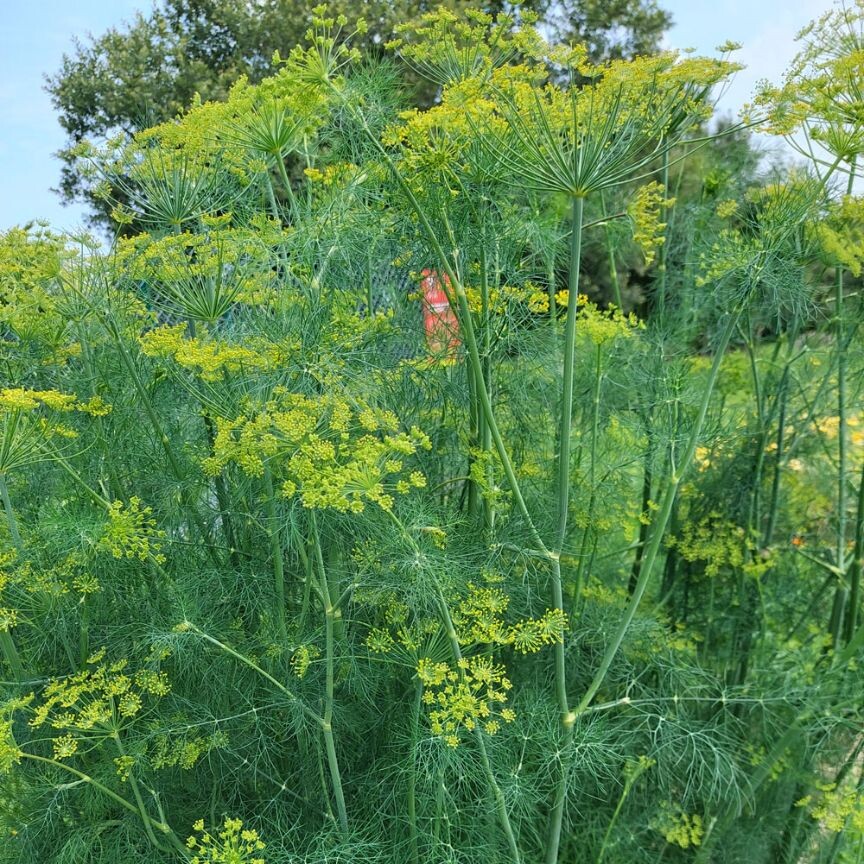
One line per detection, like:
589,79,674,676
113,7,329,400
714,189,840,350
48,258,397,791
420,269,461,359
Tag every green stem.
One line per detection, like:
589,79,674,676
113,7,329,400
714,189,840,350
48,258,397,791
192,369,239,565
310,511,349,836
0,472,25,682
265,174,280,220
21,752,143,818
275,156,298,216
79,596,90,667
21,751,187,856
365,246,375,316
52,452,111,508
113,733,170,853
555,196,585,551
0,471,22,550
764,365,790,547
107,319,218,562
694,715,807,864
572,311,740,718
830,160,857,649
596,779,635,864
75,320,123,500
831,257,849,650
0,630,24,684
600,191,623,310
184,623,321,725
573,343,603,599
656,147,670,320
545,195,585,864
629,411,654,594
844,455,864,644
479,242,494,535
466,340,481,519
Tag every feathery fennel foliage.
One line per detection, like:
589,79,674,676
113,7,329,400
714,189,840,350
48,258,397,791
2,4,864,864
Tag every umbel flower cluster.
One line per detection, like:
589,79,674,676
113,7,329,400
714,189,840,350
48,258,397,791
202,390,431,512
2,3,864,864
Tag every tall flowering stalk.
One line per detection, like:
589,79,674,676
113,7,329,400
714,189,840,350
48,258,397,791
464,34,736,864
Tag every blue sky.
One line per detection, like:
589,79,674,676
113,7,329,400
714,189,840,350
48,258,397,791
0,0,830,232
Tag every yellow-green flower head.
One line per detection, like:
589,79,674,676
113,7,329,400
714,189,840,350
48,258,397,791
479,49,739,197
417,654,515,747
186,816,266,864
21,653,169,764
0,389,112,474
752,3,864,161
97,498,166,564
205,391,430,514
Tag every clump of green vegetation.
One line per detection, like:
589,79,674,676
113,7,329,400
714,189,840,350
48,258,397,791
2,4,864,863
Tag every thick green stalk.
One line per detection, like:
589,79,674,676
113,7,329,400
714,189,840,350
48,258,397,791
600,191,623,310
314,737,337,828
479,243,495,535
743,324,768,536
572,311,740,718
764,365,791,547
0,471,23,550
275,156,299,216
310,512,349,836
555,196,585,551
655,147,670,320
829,162,857,649
830,255,849,650
466,342,482,518
265,175,280,220
433,765,451,850
544,195,585,864
629,410,654,595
